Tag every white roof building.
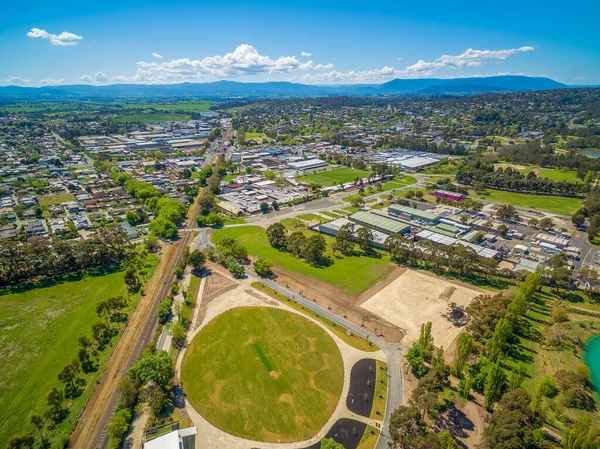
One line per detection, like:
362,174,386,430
144,427,197,449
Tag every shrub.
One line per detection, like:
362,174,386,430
552,308,569,323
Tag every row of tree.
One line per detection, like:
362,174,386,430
266,222,328,267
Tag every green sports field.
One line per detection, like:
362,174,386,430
477,189,583,216
211,226,395,293
181,307,343,442
0,256,158,448
296,167,371,186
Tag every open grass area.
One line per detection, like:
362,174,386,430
296,167,372,187
38,193,76,208
370,360,388,419
115,112,191,123
181,307,343,442
212,226,395,293
357,426,380,449
496,164,581,183
0,255,159,448
252,282,378,352
321,211,342,219
381,175,418,191
297,213,329,223
476,189,583,216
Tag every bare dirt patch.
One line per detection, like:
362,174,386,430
360,270,483,348
203,264,237,302
271,265,405,343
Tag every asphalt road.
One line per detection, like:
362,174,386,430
244,269,404,449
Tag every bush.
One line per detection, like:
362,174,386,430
537,377,558,398
157,299,172,324
108,408,132,441
552,308,569,323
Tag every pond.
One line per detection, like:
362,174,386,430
585,334,600,395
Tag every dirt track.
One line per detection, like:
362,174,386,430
70,240,183,449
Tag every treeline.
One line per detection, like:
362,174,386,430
498,141,600,177
266,222,328,267
113,171,187,238
0,227,129,288
456,160,590,197
375,135,469,155
384,233,503,284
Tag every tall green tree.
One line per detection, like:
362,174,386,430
454,332,473,377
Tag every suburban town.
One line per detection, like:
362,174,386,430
2,2,600,449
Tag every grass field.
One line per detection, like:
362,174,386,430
252,282,378,352
212,226,395,293
181,307,343,441
244,132,272,143
296,167,372,187
297,213,329,223
115,112,191,123
38,193,76,208
371,360,388,419
381,175,418,191
476,189,583,215
357,426,380,449
497,164,581,183
0,255,158,448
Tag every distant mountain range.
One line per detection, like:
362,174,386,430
0,76,570,100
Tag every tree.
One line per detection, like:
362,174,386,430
29,415,46,444
124,266,139,290
333,223,354,255
538,217,555,230
496,204,519,221
563,417,600,449
145,234,160,252
304,234,326,266
128,351,174,390
356,226,374,253
320,438,344,449
406,343,429,378
497,224,509,237
410,385,439,419
58,359,83,396
260,202,271,214
169,322,186,349
187,250,206,270
206,211,224,227
253,258,273,276
466,293,510,342
418,322,433,352
271,201,279,211
118,376,138,411
528,217,539,228
481,389,541,449
508,366,527,391
157,299,172,324
389,406,426,449
551,267,571,291
438,430,458,449
108,408,132,441
7,434,35,449
266,222,287,249
227,260,245,277
126,210,141,225
454,332,473,377
483,361,507,410
571,214,585,228
45,387,65,423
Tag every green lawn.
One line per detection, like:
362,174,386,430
124,101,215,112
297,213,329,223
38,193,76,208
181,307,343,442
321,211,341,219
211,226,395,294
296,167,372,187
357,426,380,449
371,360,388,419
520,167,581,183
115,113,191,123
0,255,158,448
381,175,418,191
252,282,378,352
476,189,583,216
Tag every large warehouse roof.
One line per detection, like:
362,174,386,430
388,204,440,222
350,211,411,235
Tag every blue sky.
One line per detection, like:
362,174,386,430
1,0,599,86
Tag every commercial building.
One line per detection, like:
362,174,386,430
433,190,466,201
348,211,411,235
318,217,390,249
415,229,500,260
287,158,328,170
144,427,197,449
388,204,440,225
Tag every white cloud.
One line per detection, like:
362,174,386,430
1,76,32,85
79,71,109,84
125,44,332,83
152,53,163,59
301,51,312,57
27,27,83,46
293,66,410,84
574,76,584,81
40,78,65,86
405,46,534,74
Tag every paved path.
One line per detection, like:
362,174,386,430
244,270,404,449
